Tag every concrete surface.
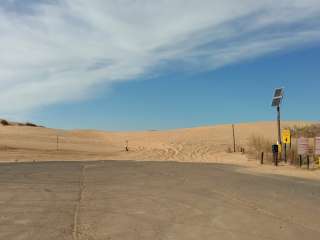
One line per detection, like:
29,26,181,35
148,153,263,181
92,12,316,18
0,161,319,240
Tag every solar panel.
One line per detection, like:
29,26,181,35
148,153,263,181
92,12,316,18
273,88,283,98
271,88,284,107
272,97,282,107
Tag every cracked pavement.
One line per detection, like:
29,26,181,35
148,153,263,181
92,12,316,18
0,160,319,240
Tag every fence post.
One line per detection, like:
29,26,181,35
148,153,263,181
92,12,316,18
284,143,287,163
261,152,264,165
56,135,59,151
299,155,302,168
232,124,236,153
307,155,310,169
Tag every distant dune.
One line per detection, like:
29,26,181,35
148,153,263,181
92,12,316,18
0,121,313,163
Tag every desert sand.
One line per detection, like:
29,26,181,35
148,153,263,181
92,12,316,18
0,121,318,180
0,120,309,162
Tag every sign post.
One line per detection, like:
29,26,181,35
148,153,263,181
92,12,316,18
282,129,291,163
315,137,320,167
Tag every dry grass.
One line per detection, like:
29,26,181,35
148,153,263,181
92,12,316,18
248,134,273,153
288,124,320,138
247,134,275,163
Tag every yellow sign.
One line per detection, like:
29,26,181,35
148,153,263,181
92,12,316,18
282,129,291,144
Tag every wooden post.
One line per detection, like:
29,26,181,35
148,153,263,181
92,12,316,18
261,152,264,165
56,135,59,151
125,140,129,152
284,143,287,163
232,124,236,153
299,155,302,168
307,155,310,169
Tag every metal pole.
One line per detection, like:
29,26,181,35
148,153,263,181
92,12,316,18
277,106,281,145
290,135,292,150
232,124,236,153
277,106,282,161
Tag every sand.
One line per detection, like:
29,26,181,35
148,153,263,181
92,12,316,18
0,121,318,180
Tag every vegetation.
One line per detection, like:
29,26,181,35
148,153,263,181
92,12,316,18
247,134,275,163
0,119,9,126
25,122,38,127
287,124,320,138
248,134,273,153
0,119,42,127
248,125,320,166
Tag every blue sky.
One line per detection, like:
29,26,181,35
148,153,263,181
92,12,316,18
33,45,320,130
0,1,320,130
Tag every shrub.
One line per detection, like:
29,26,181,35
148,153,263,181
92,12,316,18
25,122,38,127
226,147,233,153
0,119,9,126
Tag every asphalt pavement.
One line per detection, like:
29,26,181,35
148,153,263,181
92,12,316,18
0,160,319,240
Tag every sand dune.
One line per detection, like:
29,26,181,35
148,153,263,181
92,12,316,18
0,121,310,163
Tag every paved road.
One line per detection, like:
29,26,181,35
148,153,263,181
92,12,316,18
0,161,319,240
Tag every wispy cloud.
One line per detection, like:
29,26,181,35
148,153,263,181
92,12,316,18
0,0,320,115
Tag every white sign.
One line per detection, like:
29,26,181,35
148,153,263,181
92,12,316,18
298,137,309,155
315,137,320,155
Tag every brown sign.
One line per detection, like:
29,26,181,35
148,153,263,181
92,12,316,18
298,137,309,155
315,137,320,155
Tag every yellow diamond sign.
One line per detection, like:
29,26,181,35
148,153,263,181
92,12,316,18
282,129,291,144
